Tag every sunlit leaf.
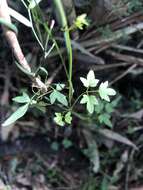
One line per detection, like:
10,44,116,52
54,112,65,126
12,92,30,103
80,70,99,88
99,81,116,102
74,14,89,30
56,83,65,91
2,104,29,127
50,90,68,106
80,94,98,114
65,112,72,124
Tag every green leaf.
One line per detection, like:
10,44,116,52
62,139,72,149
98,113,113,128
74,14,89,30
86,96,98,114
34,102,47,113
29,0,43,9
99,81,116,102
57,92,68,106
111,96,121,107
65,112,72,124
2,104,29,127
35,105,46,113
37,101,48,107
49,91,56,104
80,94,88,104
80,70,99,88
12,92,30,103
54,112,65,126
50,90,68,106
80,95,98,114
94,102,104,114
105,103,114,113
56,83,65,91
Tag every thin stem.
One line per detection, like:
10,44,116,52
31,3,69,81
44,43,55,59
21,0,28,9
30,5,69,79
32,8,43,45
43,23,69,78
28,9,44,51
36,90,52,100
71,92,86,110
44,20,55,52
53,0,73,105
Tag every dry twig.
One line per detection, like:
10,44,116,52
106,50,143,65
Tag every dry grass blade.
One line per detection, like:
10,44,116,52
111,44,143,54
106,50,143,65
81,22,143,48
97,129,137,150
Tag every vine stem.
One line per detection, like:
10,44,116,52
53,0,73,105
